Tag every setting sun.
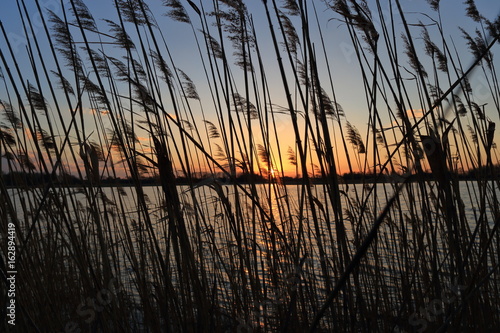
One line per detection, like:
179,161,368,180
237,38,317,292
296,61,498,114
269,167,277,178
1,0,499,331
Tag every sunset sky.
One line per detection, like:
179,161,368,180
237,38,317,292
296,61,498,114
1,0,500,178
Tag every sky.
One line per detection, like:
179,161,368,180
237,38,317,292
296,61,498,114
1,0,500,179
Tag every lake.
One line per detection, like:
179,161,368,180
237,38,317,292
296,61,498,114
5,179,499,331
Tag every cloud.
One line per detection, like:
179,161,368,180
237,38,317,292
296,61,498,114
83,107,109,115
406,108,424,118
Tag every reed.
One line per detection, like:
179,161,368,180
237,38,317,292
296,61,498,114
0,0,499,331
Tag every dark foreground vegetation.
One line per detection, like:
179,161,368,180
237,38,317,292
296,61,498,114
1,0,500,332
3,165,500,187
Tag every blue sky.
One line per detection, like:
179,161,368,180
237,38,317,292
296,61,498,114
1,0,500,176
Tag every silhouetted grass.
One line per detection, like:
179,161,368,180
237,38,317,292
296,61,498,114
0,0,499,331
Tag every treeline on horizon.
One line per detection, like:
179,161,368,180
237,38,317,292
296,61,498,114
1,0,500,331
3,164,499,186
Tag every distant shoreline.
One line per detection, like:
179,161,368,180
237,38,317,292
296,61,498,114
3,173,497,189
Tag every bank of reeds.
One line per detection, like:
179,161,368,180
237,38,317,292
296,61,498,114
1,0,499,331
